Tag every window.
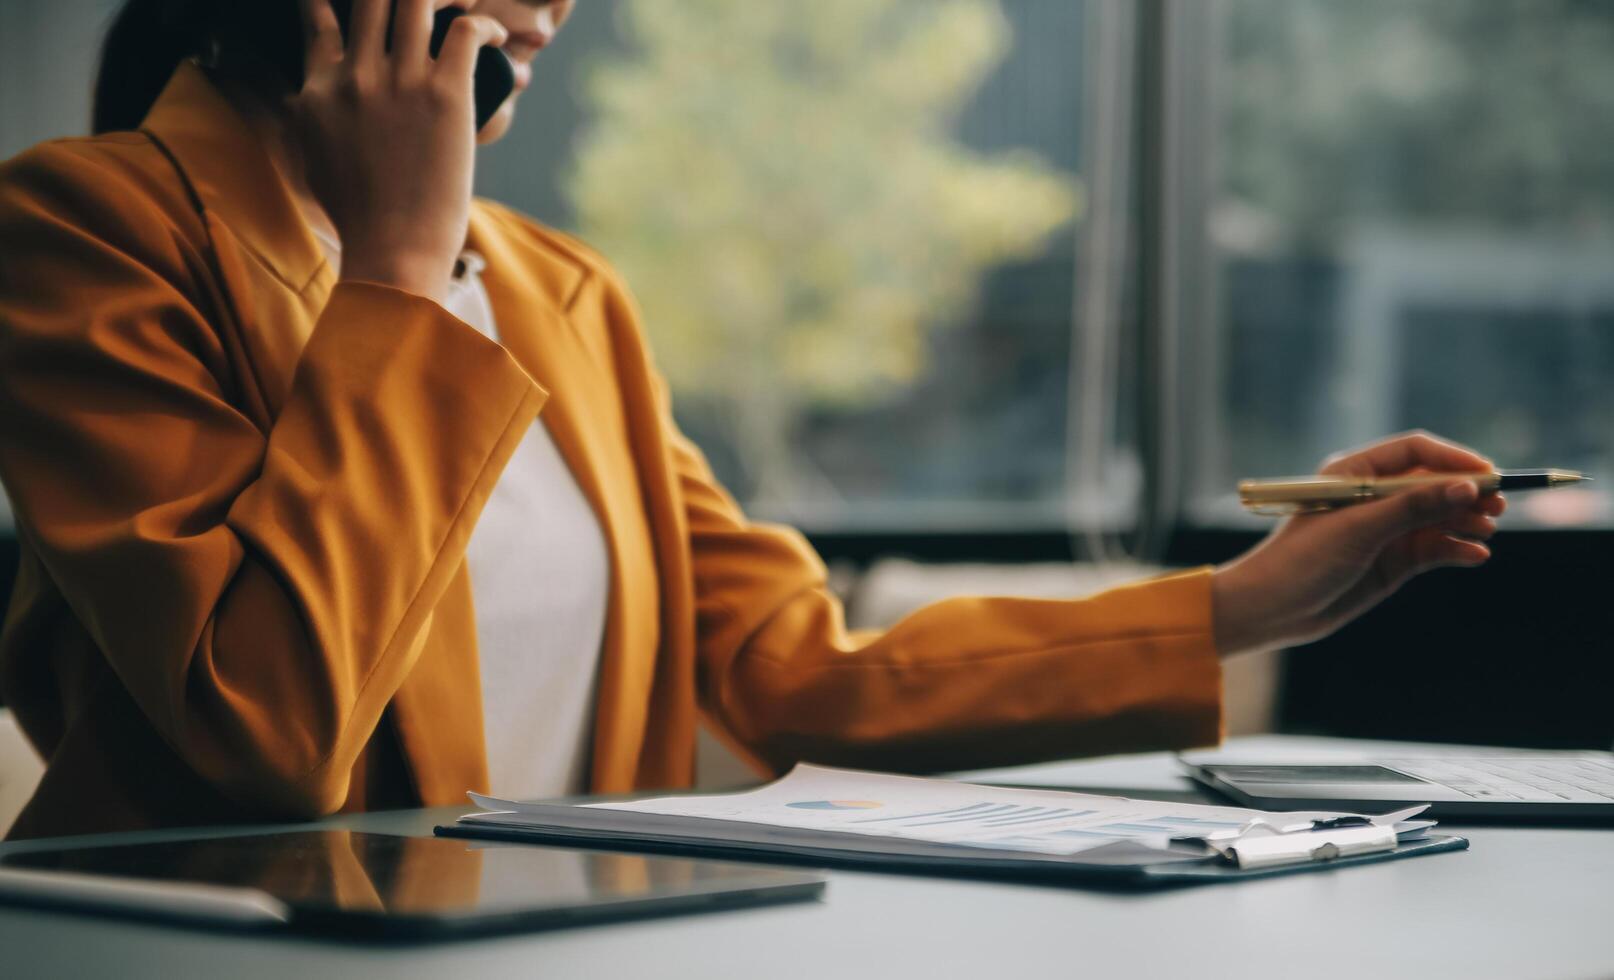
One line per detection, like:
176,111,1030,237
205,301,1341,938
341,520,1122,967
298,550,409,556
1179,0,1614,529
3,0,1607,538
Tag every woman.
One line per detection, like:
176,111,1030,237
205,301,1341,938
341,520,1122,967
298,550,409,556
0,0,1501,840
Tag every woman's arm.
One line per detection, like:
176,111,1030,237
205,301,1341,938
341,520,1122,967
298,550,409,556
651,374,1492,774
0,141,544,817
660,409,1222,776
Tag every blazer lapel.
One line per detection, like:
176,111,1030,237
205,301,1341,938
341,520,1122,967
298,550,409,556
141,62,334,423
141,64,326,294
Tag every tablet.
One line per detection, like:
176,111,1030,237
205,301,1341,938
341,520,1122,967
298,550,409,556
0,830,825,940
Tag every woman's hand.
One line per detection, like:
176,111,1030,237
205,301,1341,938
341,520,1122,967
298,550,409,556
293,0,508,305
1212,431,1506,657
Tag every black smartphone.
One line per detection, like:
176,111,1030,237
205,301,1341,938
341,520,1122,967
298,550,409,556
329,3,517,131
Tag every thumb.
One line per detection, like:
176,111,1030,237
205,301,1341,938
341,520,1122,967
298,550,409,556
1344,479,1479,549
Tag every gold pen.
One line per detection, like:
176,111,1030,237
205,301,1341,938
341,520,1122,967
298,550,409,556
1239,469,1590,515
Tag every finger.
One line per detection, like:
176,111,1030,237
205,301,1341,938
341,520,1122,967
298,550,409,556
1479,492,1507,518
1380,529,1490,591
298,0,345,78
435,13,510,81
1438,512,1498,542
1309,528,1490,639
1319,430,1493,478
1395,464,1498,507
1339,478,1481,550
392,0,434,71
349,0,390,62
1413,533,1492,570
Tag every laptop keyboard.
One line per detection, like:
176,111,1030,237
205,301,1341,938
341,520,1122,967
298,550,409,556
1386,757,1614,803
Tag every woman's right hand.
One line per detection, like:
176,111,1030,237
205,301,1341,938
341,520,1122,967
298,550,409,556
293,0,508,305
1211,431,1503,657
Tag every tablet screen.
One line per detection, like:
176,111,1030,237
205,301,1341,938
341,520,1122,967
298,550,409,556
1,830,823,938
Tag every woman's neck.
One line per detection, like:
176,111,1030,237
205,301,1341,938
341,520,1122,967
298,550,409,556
223,80,343,250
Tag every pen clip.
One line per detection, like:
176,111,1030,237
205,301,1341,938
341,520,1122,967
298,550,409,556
1242,501,1303,517
1240,497,1365,517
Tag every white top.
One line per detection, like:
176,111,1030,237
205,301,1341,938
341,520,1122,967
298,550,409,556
313,233,610,800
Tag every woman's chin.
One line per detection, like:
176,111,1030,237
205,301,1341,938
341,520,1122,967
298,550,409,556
476,100,518,146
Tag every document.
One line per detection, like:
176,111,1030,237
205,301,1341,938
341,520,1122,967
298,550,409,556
459,765,1434,873
586,765,1413,854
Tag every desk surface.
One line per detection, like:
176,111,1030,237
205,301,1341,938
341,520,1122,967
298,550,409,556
3,736,1611,980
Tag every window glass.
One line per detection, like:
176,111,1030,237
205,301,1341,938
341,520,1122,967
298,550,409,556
556,0,1088,530
1186,0,1614,528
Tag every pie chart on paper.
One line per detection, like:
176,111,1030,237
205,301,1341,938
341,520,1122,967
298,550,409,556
786,800,884,811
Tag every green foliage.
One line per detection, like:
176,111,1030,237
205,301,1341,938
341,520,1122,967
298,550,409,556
1222,0,1614,252
566,0,1080,409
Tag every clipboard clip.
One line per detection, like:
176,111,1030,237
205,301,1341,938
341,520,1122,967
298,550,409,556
1169,812,1411,869
1168,814,1372,849
1205,825,1400,870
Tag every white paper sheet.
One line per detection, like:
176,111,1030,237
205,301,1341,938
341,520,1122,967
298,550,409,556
554,765,1424,857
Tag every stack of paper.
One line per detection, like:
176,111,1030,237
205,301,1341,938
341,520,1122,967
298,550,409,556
448,765,1446,878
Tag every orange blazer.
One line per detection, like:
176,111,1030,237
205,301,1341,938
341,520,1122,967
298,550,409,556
0,64,1222,840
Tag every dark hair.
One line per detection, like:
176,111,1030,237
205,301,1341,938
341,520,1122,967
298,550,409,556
93,0,321,134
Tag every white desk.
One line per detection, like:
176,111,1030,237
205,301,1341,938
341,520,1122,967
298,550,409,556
3,736,1612,980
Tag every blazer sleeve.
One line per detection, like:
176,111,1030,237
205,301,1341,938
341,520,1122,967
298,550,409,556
634,337,1225,777
0,142,546,817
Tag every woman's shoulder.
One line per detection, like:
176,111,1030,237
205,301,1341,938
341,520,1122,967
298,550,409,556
0,136,224,377
0,134,204,261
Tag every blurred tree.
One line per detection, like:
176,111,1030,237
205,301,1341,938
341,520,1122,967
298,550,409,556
1220,0,1614,254
566,0,1079,503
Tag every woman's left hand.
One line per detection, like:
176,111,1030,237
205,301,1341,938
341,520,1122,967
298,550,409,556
1211,430,1506,656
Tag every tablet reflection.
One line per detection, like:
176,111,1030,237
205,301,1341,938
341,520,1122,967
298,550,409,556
2,830,699,916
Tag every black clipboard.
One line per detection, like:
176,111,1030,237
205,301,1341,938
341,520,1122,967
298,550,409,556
435,822,1468,890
